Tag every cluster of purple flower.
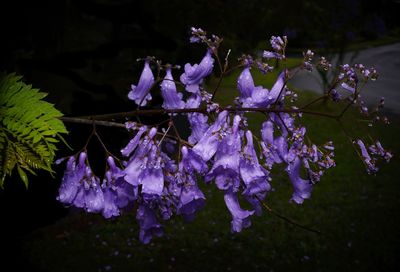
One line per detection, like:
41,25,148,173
57,27,392,244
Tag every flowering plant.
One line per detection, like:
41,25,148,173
57,27,392,244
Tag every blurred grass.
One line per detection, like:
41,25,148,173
23,61,400,271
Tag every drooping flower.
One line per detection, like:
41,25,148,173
160,67,185,110
224,189,254,233
240,130,272,215
136,204,163,244
57,155,83,205
139,145,164,198
191,110,228,162
356,139,378,174
128,59,154,106
206,115,241,191
83,172,105,214
101,156,126,218
286,157,312,204
177,178,206,221
123,127,157,186
180,49,214,93
240,131,271,195
186,93,209,144
121,126,148,157
236,68,286,108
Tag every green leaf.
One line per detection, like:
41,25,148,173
0,72,69,188
17,165,29,189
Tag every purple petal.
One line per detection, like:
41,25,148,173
287,157,312,204
136,205,163,244
224,190,254,233
160,68,185,110
128,60,154,106
180,49,214,93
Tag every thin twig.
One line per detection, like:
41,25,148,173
255,196,322,235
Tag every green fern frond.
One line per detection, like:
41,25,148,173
0,72,68,188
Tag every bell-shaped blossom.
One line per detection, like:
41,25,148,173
136,204,163,244
356,139,378,174
82,167,105,213
240,131,271,196
286,157,312,204
181,146,208,174
121,126,148,157
180,49,214,93
128,59,154,106
57,154,85,205
236,68,286,108
224,189,254,233
186,93,209,144
123,128,157,186
191,110,228,162
240,131,271,215
261,121,283,165
206,115,241,191
160,67,185,110
101,156,126,218
139,146,164,198
177,179,206,221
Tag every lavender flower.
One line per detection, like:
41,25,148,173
186,93,209,144
177,180,206,221
191,110,228,162
139,146,164,198
236,69,286,108
240,131,271,215
128,59,154,106
287,157,312,204
180,49,214,93
224,189,254,233
206,115,242,191
57,155,82,205
123,128,157,186
160,67,185,110
136,205,163,244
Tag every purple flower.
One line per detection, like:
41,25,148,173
224,189,254,233
180,49,214,93
160,67,185,110
356,139,378,174
236,69,285,108
82,168,104,213
240,130,271,196
136,205,163,244
101,157,124,218
181,146,208,174
123,128,157,186
206,115,241,191
185,94,209,144
188,113,209,144
57,155,82,205
237,66,255,100
240,131,271,215
192,110,228,162
287,157,312,204
177,180,206,221
263,51,283,60
121,126,148,157
139,146,164,198
128,59,154,106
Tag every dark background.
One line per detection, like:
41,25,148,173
0,0,399,271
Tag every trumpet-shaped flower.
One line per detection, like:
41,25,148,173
128,59,154,106
136,205,163,244
160,67,185,110
224,189,254,233
180,49,214,93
